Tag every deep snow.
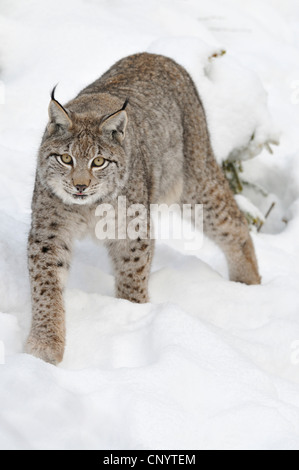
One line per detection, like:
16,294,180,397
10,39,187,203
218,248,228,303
1,0,299,450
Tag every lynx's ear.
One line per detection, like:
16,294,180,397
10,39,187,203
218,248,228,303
100,100,129,143
48,86,72,134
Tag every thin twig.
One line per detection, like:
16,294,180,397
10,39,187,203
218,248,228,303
257,202,276,233
242,180,269,197
231,162,243,193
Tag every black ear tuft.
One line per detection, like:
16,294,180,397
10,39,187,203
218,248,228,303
121,98,129,111
50,84,70,118
100,99,129,126
48,84,73,132
51,84,59,102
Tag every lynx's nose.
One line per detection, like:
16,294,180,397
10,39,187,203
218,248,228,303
75,184,88,193
73,171,91,193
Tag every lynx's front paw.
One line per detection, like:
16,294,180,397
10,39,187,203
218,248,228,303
25,334,65,365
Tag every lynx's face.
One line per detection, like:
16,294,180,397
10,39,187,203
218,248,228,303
38,92,128,206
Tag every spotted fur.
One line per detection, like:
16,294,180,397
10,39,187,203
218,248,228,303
26,53,261,365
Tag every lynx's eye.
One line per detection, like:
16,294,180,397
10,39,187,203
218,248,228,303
92,156,108,169
57,154,73,167
61,154,73,165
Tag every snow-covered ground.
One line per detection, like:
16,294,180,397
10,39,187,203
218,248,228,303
1,0,299,450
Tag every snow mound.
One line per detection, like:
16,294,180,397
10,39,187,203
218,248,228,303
149,36,279,163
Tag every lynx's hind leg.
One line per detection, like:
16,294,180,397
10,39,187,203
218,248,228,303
183,159,261,285
201,160,261,285
179,74,261,285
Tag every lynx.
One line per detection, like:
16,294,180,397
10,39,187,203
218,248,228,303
26,53,261,365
